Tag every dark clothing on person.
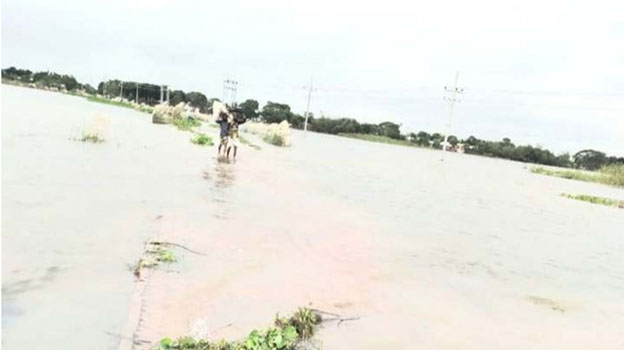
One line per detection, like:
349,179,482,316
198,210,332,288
218,119,229,138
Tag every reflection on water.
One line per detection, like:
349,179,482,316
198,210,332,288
201,159,237,220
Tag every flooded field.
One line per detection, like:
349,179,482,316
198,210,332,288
3,84,624,350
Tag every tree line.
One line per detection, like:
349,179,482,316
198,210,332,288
3,66,621,169
239,99,622,169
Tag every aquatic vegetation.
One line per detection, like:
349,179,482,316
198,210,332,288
159,308,322,350
191,133,214,146
531,165,624,188
263,134,287,146
561,193,624,208
133,241,179,278
156,248,177,263
172,118,202,131
599,164,624,187
79,132,104,143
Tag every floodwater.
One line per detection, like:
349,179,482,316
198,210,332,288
2,84,624,349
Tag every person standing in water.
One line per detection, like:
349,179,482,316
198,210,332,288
227,105,247,160
213,101,233,157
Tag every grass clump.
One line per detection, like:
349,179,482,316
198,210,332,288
339,133,416,147
159,307,322,350
561,193,624,208
133,242,178,278
599,164,624,187
156,248,177,263
531,164,624,188
191,133,214,146
263,134,287,147
173,118,202,131
80,132,104,143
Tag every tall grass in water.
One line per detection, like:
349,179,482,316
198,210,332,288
531,164,624,188
190,133,213,146
600,164,624,187
80,133,104,143
561,193,624,208
172,118,201,131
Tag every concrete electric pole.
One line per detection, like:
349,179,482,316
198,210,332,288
303,82,316,133
442,72,464,153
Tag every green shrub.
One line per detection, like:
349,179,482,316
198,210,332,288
191,133,213,146
173,118,201,131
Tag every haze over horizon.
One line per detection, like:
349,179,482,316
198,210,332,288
3,0,623,155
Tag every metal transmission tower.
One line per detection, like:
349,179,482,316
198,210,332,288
303,82,317,133
223,79,238,106
442,72,464,153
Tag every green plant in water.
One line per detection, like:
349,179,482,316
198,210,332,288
173,118,202,131
159,308,322,350
531,165,624,188
191,133,214,146
263,134,286,147
80,132,104,143
156,248,177,263
561,193,624,208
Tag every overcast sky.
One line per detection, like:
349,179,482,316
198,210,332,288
3,0,623,154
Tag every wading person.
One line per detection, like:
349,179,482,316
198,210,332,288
226,106,247,161
217,112,230,157
213,101,233,157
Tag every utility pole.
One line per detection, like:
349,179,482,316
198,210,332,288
160,85,164,103
303,82,316,133
166,85,170,104
135,83,139,104
119,81,124,101
442,71,464,153
223,79,238,106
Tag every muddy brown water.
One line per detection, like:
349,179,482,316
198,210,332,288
2,84,624,349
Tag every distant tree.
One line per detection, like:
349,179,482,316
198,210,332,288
2,67,32,81
169,90,186,106
83,84,97,95
261,101,293,124
574,149,607,170
185,91,209,112
556,153,573,168
359,123,379,135
465,135,479,148
289,114,306,129
448,135,459,146
239,99,259,120
413,131,431,147
430,133,444,149
378,121,401,139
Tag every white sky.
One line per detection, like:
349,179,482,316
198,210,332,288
2,0,624,154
